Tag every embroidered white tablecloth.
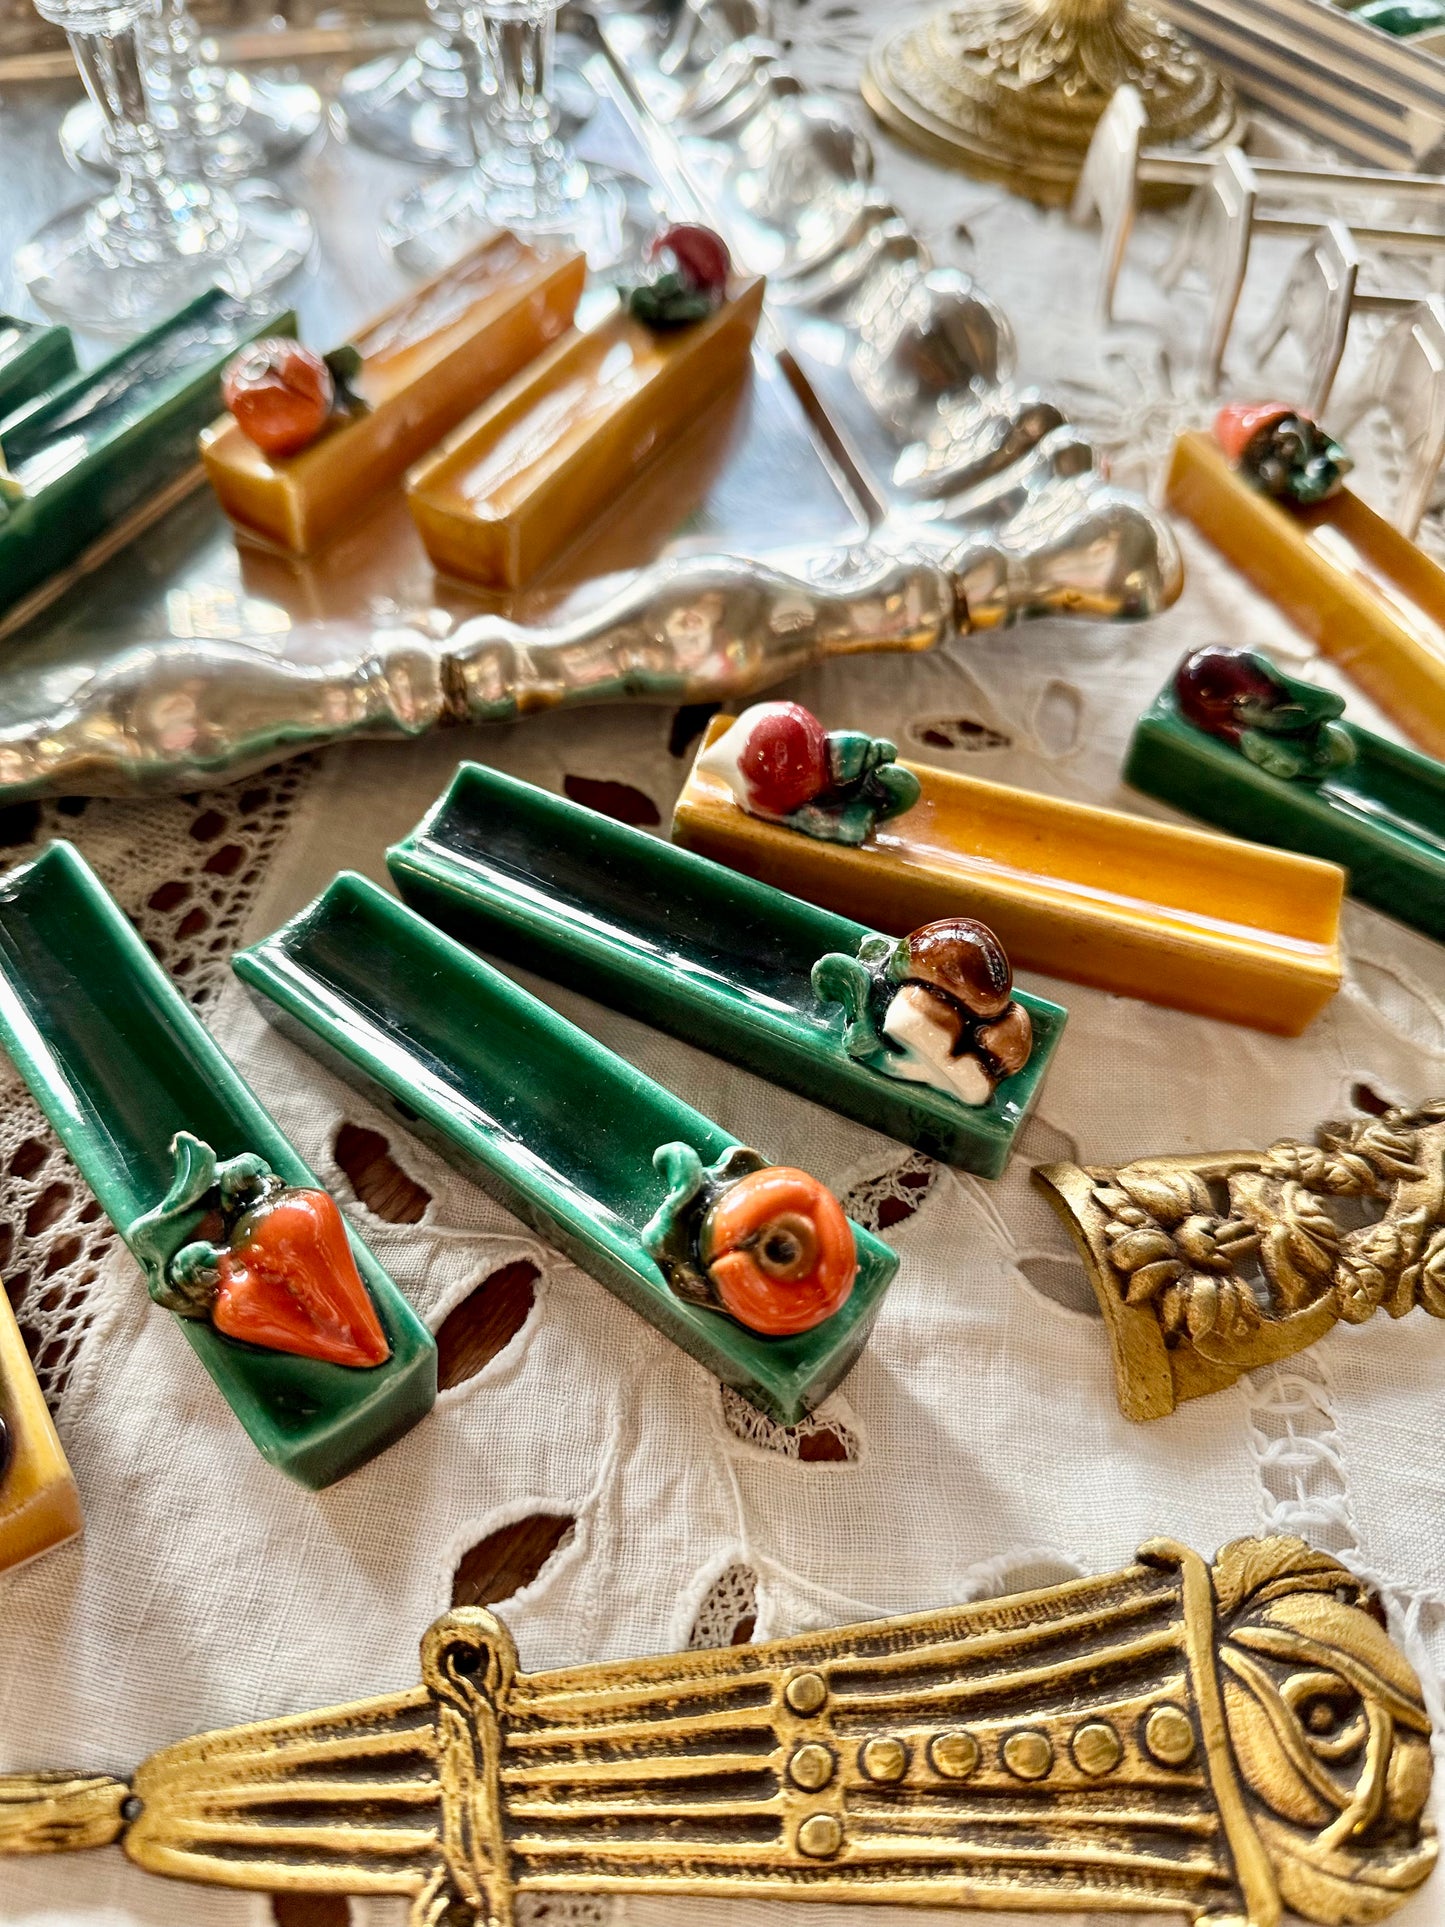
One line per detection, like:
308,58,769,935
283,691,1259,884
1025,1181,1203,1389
3,5,1445,1924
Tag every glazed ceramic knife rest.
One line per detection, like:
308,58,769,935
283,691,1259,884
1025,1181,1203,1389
234,874,900,1424
0,1280,81,1574
0,844,435,1488
0,316,75,419
201,234,586,555
1168,426,1445,759
0,289,292,630
387,764,1067,1180
1127,647,1445,941
675,708,1346,1036
0,1535,1434,1927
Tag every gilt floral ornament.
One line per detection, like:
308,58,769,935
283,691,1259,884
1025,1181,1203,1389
641,1142,857,1335
813,916,1033,1105
130,1133,391,1368
698,700,922,845
1036,1098,1445,1419
0,1536,1434,1925
1214,401,1352,506
1173,645,1355,783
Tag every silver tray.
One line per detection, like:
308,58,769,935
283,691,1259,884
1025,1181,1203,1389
0,0,1182,799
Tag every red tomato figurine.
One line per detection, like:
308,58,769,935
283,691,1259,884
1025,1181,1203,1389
211,1185,391,1368
222,340,335,461
1213,401,1295,467
700,1166,857,1335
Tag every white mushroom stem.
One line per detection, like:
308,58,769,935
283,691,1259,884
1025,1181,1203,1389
881,984,994,1106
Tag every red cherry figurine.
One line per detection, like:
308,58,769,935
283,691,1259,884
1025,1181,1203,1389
646,222,731,301
210,1186,391,1368
222,340,335,461
1174,645,1285,743
700,1167,857,1335
730,702,831,818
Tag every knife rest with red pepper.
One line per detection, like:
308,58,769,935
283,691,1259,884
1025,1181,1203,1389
0,843,435,1488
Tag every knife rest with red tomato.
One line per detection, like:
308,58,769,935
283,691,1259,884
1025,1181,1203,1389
233,873,899,1425
0,843,436,1488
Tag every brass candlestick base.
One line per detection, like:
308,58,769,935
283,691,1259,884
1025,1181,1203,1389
863,0,1245,205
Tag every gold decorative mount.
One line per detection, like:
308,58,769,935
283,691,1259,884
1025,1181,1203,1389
863,0,1245,205
1036,1098,1445,1420
0,1537,1435,1925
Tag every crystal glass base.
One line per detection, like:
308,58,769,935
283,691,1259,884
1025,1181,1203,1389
60,72,323,180
338,34,479,167
338,30,599,167
16,178,313,333
381,161,632,275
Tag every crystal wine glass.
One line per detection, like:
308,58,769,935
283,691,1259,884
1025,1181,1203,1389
15,0,313,332
59,0,323,181
338,0,597,170
381,0,629,275
338,0,485,169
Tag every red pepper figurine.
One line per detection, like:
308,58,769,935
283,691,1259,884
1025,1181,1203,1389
135,1135,391,1370
209,1185,391,1368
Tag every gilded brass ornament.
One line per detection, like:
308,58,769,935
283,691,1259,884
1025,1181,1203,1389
1036,1099,1445,1420
862,0,1245,206
0,1537,1435,1924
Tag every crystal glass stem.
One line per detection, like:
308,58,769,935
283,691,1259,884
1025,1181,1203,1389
64,2,231,263
145,0,236,158
473,0,573,213
382,0,630,271
59,0,322,181
20,0,313,329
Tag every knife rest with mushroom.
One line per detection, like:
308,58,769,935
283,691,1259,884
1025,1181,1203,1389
233,873,899,1424
0,843,436,1488
675,704,1346,1036
386,764,1065,1180
0,1278,81,1575
1127,645,1445,941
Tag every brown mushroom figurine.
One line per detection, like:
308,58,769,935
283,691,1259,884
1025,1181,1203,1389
811,916,1033,1106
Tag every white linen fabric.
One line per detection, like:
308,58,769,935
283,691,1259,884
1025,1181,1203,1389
4,6,1445,1924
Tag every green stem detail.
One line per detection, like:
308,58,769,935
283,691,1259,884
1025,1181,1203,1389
641,1142,769,1305
129,1132,277,1318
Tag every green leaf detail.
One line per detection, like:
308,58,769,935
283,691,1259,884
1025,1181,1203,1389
641,1142,769,1306
624,272,715,330
159,1239,224,1319
812,950,884,1060
129,1133,279,1315
322,342,368,417
873,761,922,819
